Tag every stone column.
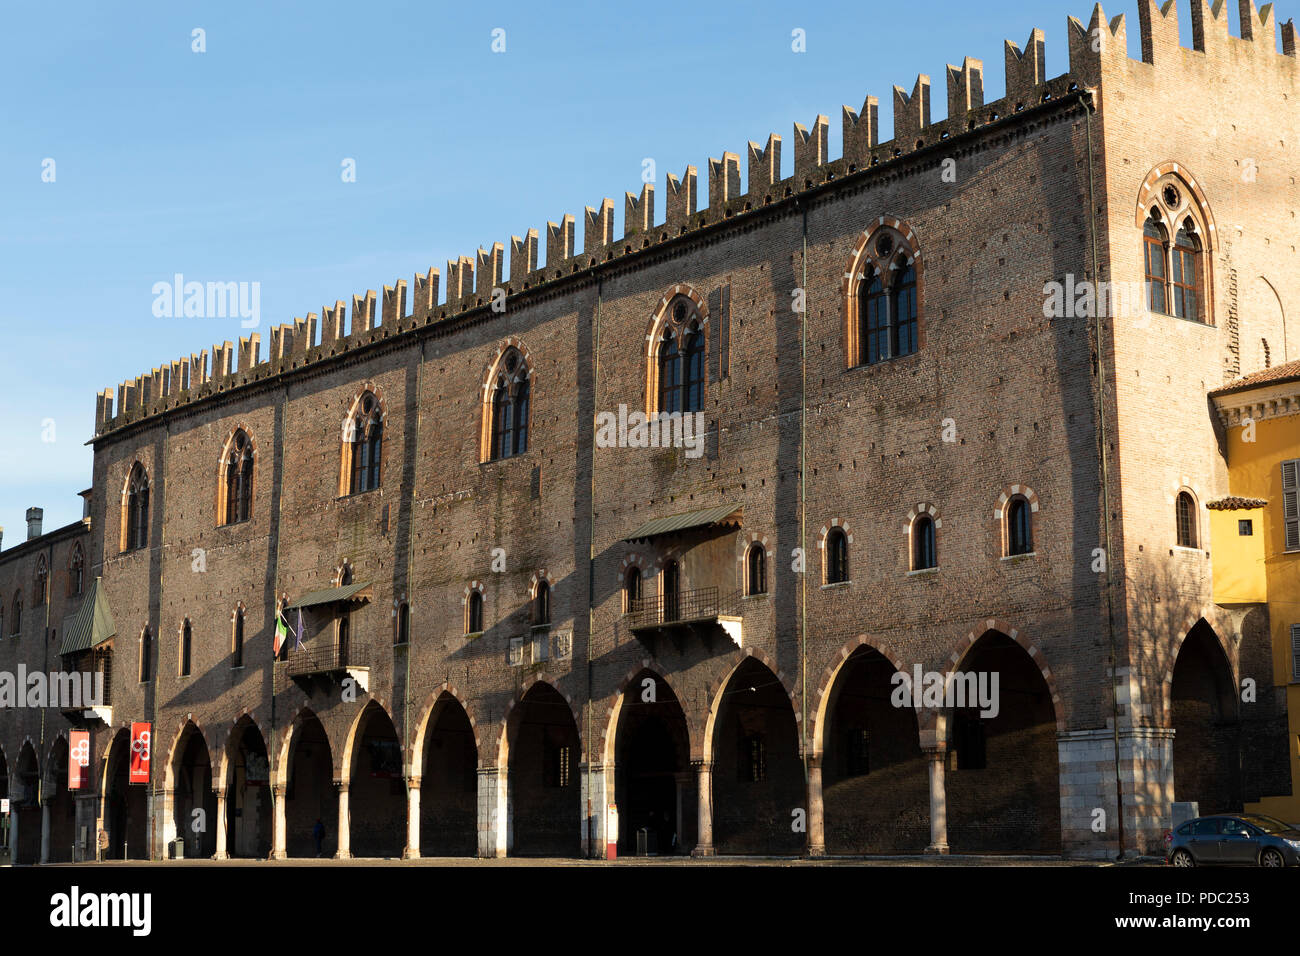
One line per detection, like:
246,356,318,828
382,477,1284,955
924,746,949,855
691,759,714,857
159,788,176,858
674,771,691,856
336,783,351,859
40,800,51,864
9,803,18,863
271,785,287,859
214,790,228,859
403,777,421,859
806,753,826,857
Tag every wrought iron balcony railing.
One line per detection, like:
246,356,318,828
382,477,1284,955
627,586,723,630
280,641,369,679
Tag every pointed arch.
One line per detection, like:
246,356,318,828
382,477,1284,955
120,461,150,552
844,216,926,368
409,684,483,777
645,283,710,417
339,385,386,496
216,424,257,525
479,338,535,462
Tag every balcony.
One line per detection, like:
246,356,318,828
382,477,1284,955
274,641,370,693
626,587,743,650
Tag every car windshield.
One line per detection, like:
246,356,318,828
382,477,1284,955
1239,814,1293,833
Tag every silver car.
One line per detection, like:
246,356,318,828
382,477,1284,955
1167,814,1300,867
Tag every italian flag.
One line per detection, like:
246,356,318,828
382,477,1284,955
274,613,289,657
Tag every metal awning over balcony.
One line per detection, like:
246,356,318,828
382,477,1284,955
622,504,742,543
59,577,116,656
283,581,373,610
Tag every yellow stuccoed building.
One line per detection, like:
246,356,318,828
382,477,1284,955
1211,358,1300,825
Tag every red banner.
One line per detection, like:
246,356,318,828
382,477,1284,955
129,722,151,784
68,731,90,790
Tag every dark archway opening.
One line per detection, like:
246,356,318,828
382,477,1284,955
614,671,693,856
946,631,1061,854
1171,622,1241,814
348,704,406,858
509,682,580,857
45,738,77,863
419,696,477,857
104,730,148,860
823,647,928,853
173,727,216,858
14,744,41,864
224,721,271,859
711,658,803,855
285,714,337,858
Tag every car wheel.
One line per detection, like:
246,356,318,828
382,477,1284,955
1172,849,1195,868
1260,849,1285,868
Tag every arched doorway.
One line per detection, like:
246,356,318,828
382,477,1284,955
13,743,41,864
822,646,928,853
945,630,1061,853
102,729,148,860
223,718,271,858
1171,621,1241,814
418,694,477,857
44,737,77,863
171,723,216,858
710,658,803,855
283,712,337,858
613,670,693,855
345,702,406,858
507,682,581,857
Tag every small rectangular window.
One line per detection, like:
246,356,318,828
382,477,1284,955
739,733,767,783
1291,623,1300,682
1238,519,1253,536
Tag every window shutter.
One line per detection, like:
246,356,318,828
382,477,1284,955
1292,623,1300,682
1283,460,1299,552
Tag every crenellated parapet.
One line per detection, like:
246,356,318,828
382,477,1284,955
95,2,1300,439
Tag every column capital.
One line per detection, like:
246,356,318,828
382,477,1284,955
272,784,286,798
407,776,421,790
690,758,713,772
804,752,824,770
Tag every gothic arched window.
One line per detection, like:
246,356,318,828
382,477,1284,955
488,349,531,461
851,226,923,368
654,297,706,415
347,393,383,494
124,463,149,552
223,429,254,524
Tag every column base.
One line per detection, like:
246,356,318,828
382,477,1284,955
806,845,826,858
402,847,421,860
924,843,950,855
335,850,352,860
691,845,715,858
215,851,230,861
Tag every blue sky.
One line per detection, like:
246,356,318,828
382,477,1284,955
0,0,1277,543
